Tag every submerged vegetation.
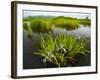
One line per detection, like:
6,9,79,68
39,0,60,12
34,33,89,67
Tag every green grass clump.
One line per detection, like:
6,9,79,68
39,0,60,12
79,19,91,26
35,33,89,67
24,18,53,33
54,16,80,30
30,19,53,33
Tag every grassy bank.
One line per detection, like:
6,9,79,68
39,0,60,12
23,16,91,34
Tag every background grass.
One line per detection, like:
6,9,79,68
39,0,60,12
23,16,91,34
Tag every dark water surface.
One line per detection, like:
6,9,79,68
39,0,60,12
23,30,45,69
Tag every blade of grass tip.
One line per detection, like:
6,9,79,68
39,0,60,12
53,55,59,65
34,52,47,57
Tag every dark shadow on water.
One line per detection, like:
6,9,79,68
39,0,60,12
74,53,91,66
23,30,46,69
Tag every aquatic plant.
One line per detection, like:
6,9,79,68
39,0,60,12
34,33,90,67
23,21,33,38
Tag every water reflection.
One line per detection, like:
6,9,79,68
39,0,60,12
52,25,90,38
23,25,91,69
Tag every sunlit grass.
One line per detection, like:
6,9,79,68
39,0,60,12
79,19,91,26
23,16,91,34
54,17,80,30
34,33,90,67
30,19,53,33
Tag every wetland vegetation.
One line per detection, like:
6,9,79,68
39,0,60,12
23,14,91,69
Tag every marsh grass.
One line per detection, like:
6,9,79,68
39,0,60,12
34,33,90,67
79,19,91,26
23,16,91,34
30,19,53,33
54,16,80,30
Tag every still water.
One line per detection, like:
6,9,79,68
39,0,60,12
52,25,90,38
23,25,91,69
